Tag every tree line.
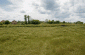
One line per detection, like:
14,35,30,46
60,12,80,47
45,20,83,24
0,15,84,25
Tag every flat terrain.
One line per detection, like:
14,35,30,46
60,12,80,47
0,25,85,55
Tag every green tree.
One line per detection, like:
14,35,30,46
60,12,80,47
55,20,60,24
5,20,10,24
31,20,40,24
76,21,83,24
63,21,65,23
52,20,54,24
21,22,25,25
24,15,27,24
48,20,53,24
27,15,30,24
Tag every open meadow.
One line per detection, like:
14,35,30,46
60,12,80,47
0,25,85,55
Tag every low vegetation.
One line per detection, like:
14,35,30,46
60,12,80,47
0,25,85,55
0,22,3,25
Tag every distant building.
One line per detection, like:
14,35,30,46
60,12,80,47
1,20,5,23
12,20,17,24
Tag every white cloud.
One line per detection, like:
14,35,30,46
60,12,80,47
0,0,85,22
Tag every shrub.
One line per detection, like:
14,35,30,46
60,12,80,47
31,20,40,24
48,20,54,24
5,20,10,24
47,20,60,24
63,21,65,23
21,22,25,25
0,22,3,25
55,21,60,24
48,21,53,24
76,21,83,24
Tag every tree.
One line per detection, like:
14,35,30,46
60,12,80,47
48,20,52,24
21,21,25,25
76,21,83,24
47,20,55,24
63,21,65,23
27,15,30,24
52,20,54,24
55,20,60,24
31,20,40,24
5,20,10,24
24,15,27,24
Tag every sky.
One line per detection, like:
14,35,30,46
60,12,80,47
0,0,85,22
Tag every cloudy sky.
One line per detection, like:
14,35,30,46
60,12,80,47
0,0,85,22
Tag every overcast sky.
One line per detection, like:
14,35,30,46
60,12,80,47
0,0,85,22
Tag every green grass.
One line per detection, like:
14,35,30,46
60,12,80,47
0,25,85,55
0,23,84,27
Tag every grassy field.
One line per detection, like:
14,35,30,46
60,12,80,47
0,23,84,27
0,25,85,55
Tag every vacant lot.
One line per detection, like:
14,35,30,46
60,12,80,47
0,25,85,55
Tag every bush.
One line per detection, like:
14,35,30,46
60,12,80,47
31,20,40,24
63,21,65,23
0,22,3,25
76,21,83,24
48,20,54,24
5,20,10,24
55,21,60,24
47,20,60,24
48,21,53,24
21,22,25,25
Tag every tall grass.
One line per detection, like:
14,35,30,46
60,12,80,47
0,23,84,27
0,25,85,55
